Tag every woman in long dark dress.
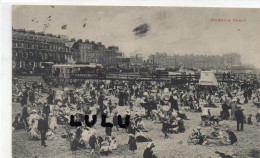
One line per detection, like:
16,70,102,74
70,137,79,156
105,127,112,136
118,91,125,106
70,128,85,155
89,135,97,154
162,120,170,139
21,106,29,128
113,112,119,131
128,134,137,153
143,142,157,158
176,117,185,133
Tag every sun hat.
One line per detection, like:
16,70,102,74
196,126,202,130
236,105,242,109
176,117,181,121
193,129,198,133
213,126,220,130
146,142,155,148
129,134,135,138
31,109,37,113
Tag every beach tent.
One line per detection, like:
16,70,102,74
199,71,218,86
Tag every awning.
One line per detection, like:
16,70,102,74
199,71,218,86
42,62,55,65
41,62,55,68
64,85,75,91
52,64,97,68
155,68,165,71
96,64,103,68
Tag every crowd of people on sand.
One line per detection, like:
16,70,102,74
12,73,260,157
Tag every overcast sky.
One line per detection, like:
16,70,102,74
12,6,260,68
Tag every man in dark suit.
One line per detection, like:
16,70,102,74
235,106,244,131
43,104,50,120
38,114,48,147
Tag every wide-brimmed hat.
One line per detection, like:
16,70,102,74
236,105,243,110
225,128,231,132
146,142,155,148
164,95,170,101
84,127,90,131
179,110,184,114
193,129,198,133
176,117,181,121
129,134,135,138
151,90,157,93
31,109,37,114
232,98,237,102
213,126,220,130
196,126,201,130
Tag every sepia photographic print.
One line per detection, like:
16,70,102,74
12,5,260,158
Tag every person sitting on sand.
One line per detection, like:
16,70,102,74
89,134,97,155
225,129,237,145
247,114,253,125
108,136,117,150
188,126,206,145
29,119,40,140
220,101,230,120
205,126,224,146
12,113,25,130
210,126,223,139
176,117,185,133
256,110,260,122
143,142,157,158
99,141,111,156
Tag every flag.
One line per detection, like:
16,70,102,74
61,25,67,30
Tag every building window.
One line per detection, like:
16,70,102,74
18,42,22,48
25,52,28,58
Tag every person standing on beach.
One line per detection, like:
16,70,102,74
235,106,244,131
38,114,48,147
